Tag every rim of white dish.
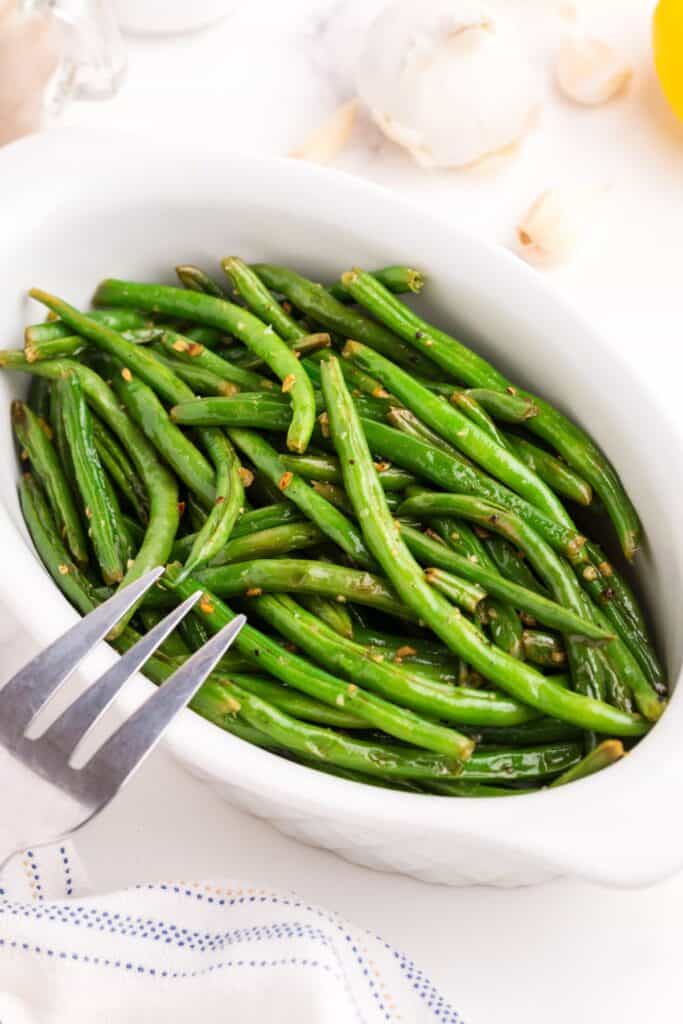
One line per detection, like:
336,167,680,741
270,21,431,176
0,126,681,886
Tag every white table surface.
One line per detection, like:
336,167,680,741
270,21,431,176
8,1,683,1020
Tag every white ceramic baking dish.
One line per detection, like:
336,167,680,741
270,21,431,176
1,129,681,887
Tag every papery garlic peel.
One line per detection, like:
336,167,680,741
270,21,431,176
555,35,632,106
290,98,359,164
355,0,539,169
516,188,604,267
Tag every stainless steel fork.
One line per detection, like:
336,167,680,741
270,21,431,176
0,567,245,867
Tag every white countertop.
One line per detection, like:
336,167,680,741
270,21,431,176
11,1,683,1020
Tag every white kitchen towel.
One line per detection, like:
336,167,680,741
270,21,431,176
0,843,463,1023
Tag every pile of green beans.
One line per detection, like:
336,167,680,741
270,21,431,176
2,258,666,797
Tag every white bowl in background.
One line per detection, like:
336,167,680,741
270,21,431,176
1,129,681,888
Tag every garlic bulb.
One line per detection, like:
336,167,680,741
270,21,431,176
516,187,604,266
555,35,632,106
355,0,539,169
290,99,359,164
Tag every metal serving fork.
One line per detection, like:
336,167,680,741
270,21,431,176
0,567,245,868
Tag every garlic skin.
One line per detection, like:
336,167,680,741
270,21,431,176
355,0,539,169
555,35,632,106
290,99,359,164
516,188,604,267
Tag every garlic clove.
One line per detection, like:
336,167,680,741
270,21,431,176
290,98,359,164
516,187,605,267
555,35,632,106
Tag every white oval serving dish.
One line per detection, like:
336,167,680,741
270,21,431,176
1,129,681,888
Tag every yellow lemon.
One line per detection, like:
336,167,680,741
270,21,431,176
653,0,683,119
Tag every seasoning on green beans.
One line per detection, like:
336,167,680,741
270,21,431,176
2,252,662,797
91,280,317,453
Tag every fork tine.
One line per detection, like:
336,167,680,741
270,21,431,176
37,593,202,757
84,615,246,793
0,567,165,735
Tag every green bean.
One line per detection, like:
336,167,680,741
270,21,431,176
279,452,415,491
341,268,641,559
310,480,355,516
131,633,467,777
11,400,89,565
578,542,665,695
25,335,83,363
387,406,464,458
227,428,375,568
504,432,593,506
18,472,97,616
27,376,51,418
329,265,425,303
58,372,130,584
112,368,216,508
86,333,239,563
227,674,367,727
148,348,240,397
584,540,650,638
483,535,547,595
212,522,324,567
171,393,297,430
549,739,624,787
182,324,228,349
231,503,302,538
91,414,149,524
169,390,389,430
0,355,180,638
251,264,440,377
457,742,582,782
252,593,538,727
196,556,485,617
320,356,646,736
345,341,572,526
137,607,191,658
171,516,312,562
467,717,581,746
466,389,539,423
522,630,567,667
451,390,509,449
222,257,307,343
389,526,609,641
175,265,229,299
363,446,584,559
304,349,395,402
24,326,163,365
415,501,660,719
27,290,198,406
428,515,489,561
299,594,354,638
218,330,331,373
162,569,474,760
401,532,610,643
429,520,525,659
350,627,466,678
485,600,523,658
92,280,317,453
48,376,78,497
584,601,664,721
156,330,277,393
178,431,244,581
402,491,607,705
225,680,470,776
24,308,152,346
